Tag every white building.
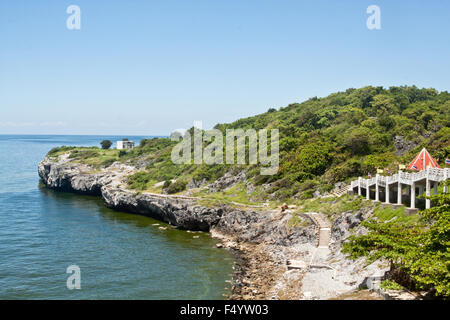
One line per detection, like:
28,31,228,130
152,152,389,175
116,140,135,150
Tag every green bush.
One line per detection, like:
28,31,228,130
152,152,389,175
127,172,152,190
118,150,127,157
68,150,99,160
100,140,112,150
166,179,187,194
380,280,403,291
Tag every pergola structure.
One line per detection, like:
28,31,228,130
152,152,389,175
350,149,449,211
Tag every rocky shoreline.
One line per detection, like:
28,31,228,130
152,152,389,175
38,155,317,299
38,154,396,300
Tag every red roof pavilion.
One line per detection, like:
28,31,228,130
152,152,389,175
407,148,441,171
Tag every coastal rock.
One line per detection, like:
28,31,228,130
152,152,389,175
215,211,316,246
332,211,363,242
187,178,207,189
101,187,223,231
394,135,418,156
206,170,246,193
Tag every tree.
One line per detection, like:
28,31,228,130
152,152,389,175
100,140,112,150
344,127,371,155
343,187,450,297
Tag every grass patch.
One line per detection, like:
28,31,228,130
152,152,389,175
193,182,259,206
372,204,419,224
295,194,373,221
288,213,311,228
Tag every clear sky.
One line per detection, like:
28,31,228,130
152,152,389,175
1,0,449,135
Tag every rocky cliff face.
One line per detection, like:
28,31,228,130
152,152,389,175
39,156,224,231
38,155,315,244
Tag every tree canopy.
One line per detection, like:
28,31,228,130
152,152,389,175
100,140,112,150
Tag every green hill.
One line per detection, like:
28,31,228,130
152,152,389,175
49,85,450,201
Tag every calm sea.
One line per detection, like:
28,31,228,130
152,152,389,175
0,135,234,299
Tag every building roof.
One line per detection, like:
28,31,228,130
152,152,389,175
407,148,441,171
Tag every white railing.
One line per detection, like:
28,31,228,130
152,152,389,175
387,173,398,184
377,175,386,187
350,167,449,191
413,170,427,182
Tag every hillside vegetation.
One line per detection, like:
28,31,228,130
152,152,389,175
48,86,450,200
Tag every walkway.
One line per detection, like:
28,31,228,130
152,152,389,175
287,212,331,271
298,212,354,299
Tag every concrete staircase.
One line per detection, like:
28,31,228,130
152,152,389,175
324,184,350,198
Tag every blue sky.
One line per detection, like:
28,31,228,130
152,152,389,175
1,0,450,135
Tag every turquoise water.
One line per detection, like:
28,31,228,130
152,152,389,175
0,135,234,299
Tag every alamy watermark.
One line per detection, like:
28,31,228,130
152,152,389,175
170,121,279,175
367,5,381,30
66,5,81,30
64,5,381,32
66,265,81,290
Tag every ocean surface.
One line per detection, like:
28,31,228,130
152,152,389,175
0,135,234,299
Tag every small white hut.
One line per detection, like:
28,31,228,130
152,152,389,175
116,140,135,150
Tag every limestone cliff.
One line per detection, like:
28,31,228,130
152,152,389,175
38,155,316,242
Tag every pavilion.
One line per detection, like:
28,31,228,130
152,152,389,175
407,147,441,171
350,148,449,212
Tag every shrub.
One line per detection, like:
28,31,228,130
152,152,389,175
166,179,187,194
118,150,127,157
127,172,152,190
380,280,403,291
68,150,99,160
100,158,116,168
100,140,112,150
344,127,371,155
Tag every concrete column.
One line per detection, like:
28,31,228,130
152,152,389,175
433,182,438,195
444,169,448,193
358,177,361,196
385,183,390,204
375,174,379,201
397,182,402,205
410,181,415,209
425,178,431,209
366,185,370,200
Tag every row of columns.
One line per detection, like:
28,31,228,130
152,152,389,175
357,174,442,209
